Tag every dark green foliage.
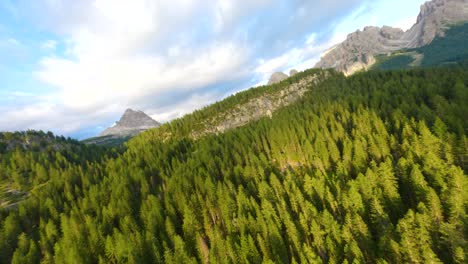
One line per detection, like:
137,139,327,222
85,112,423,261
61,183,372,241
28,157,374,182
418,23,468,66
373,53,415,70
82,134,133,147
0,131,118,207
0,68,467,263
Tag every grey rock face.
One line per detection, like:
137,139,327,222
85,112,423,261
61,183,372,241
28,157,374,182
403,0,468,47
267,72,289,85
100,109,161,137
289,69,299,76
315,0,468,75
315,26,406,75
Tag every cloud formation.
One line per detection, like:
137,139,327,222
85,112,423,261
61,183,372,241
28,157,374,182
0,0,426,138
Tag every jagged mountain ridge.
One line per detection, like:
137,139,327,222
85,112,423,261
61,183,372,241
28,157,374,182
315,0,468,75
99,108,161,137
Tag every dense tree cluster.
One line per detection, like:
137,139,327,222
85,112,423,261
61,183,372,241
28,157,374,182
0,68,467,263
0,130,116,191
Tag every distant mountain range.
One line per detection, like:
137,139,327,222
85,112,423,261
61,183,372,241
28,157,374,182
315,0,468,75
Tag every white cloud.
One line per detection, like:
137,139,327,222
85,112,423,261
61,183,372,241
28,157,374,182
36,43,248,110
5,0,425,138
0,103,75,133
214,0,272,32
41,40,57,50
149,92,222,123
29,0,252,133
253,29,348,85
0,37,24,51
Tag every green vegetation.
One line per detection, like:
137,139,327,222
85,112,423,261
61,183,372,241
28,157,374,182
82,135,133,147
0,68,467,263
0,131,118,209
373,23,468,70
418,23,468,66
373,53,416,71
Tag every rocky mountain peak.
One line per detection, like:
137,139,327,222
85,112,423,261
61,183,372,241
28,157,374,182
315,0,468,75
315,25,406,75
117,108,157,127
268,72,289,85
267,69,301,85
403,0,468,48
99,109,161,137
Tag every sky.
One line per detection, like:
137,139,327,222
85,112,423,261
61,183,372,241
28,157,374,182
0,0,427,139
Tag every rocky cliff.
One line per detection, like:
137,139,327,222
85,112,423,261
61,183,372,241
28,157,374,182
315,26,406,75
100,109,160,137
315,0,468,75
403,0,468,48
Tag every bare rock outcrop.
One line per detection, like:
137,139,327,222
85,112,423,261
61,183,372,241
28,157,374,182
100,109,161,137
289,69,299,76
315,26,405,75
403,0,468,47
267,72,289,85
315,0,468,75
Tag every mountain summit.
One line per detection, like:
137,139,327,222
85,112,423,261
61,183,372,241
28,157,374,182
267,69,299,85
99,109,160,137
315,0,468,75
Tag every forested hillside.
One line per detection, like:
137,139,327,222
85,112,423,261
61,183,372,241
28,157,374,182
0,68,467,263
0,131,118,210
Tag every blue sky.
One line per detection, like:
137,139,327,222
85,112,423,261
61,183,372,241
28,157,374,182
0,0,427,139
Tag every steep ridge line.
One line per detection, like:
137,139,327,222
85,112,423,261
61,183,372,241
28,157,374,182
191,71,331,139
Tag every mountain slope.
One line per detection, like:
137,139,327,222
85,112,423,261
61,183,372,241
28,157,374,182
402,0,468,48
316,0,468,75
373,22,468,70
143,69,329,141
0,131,112,210
1,67,465,263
